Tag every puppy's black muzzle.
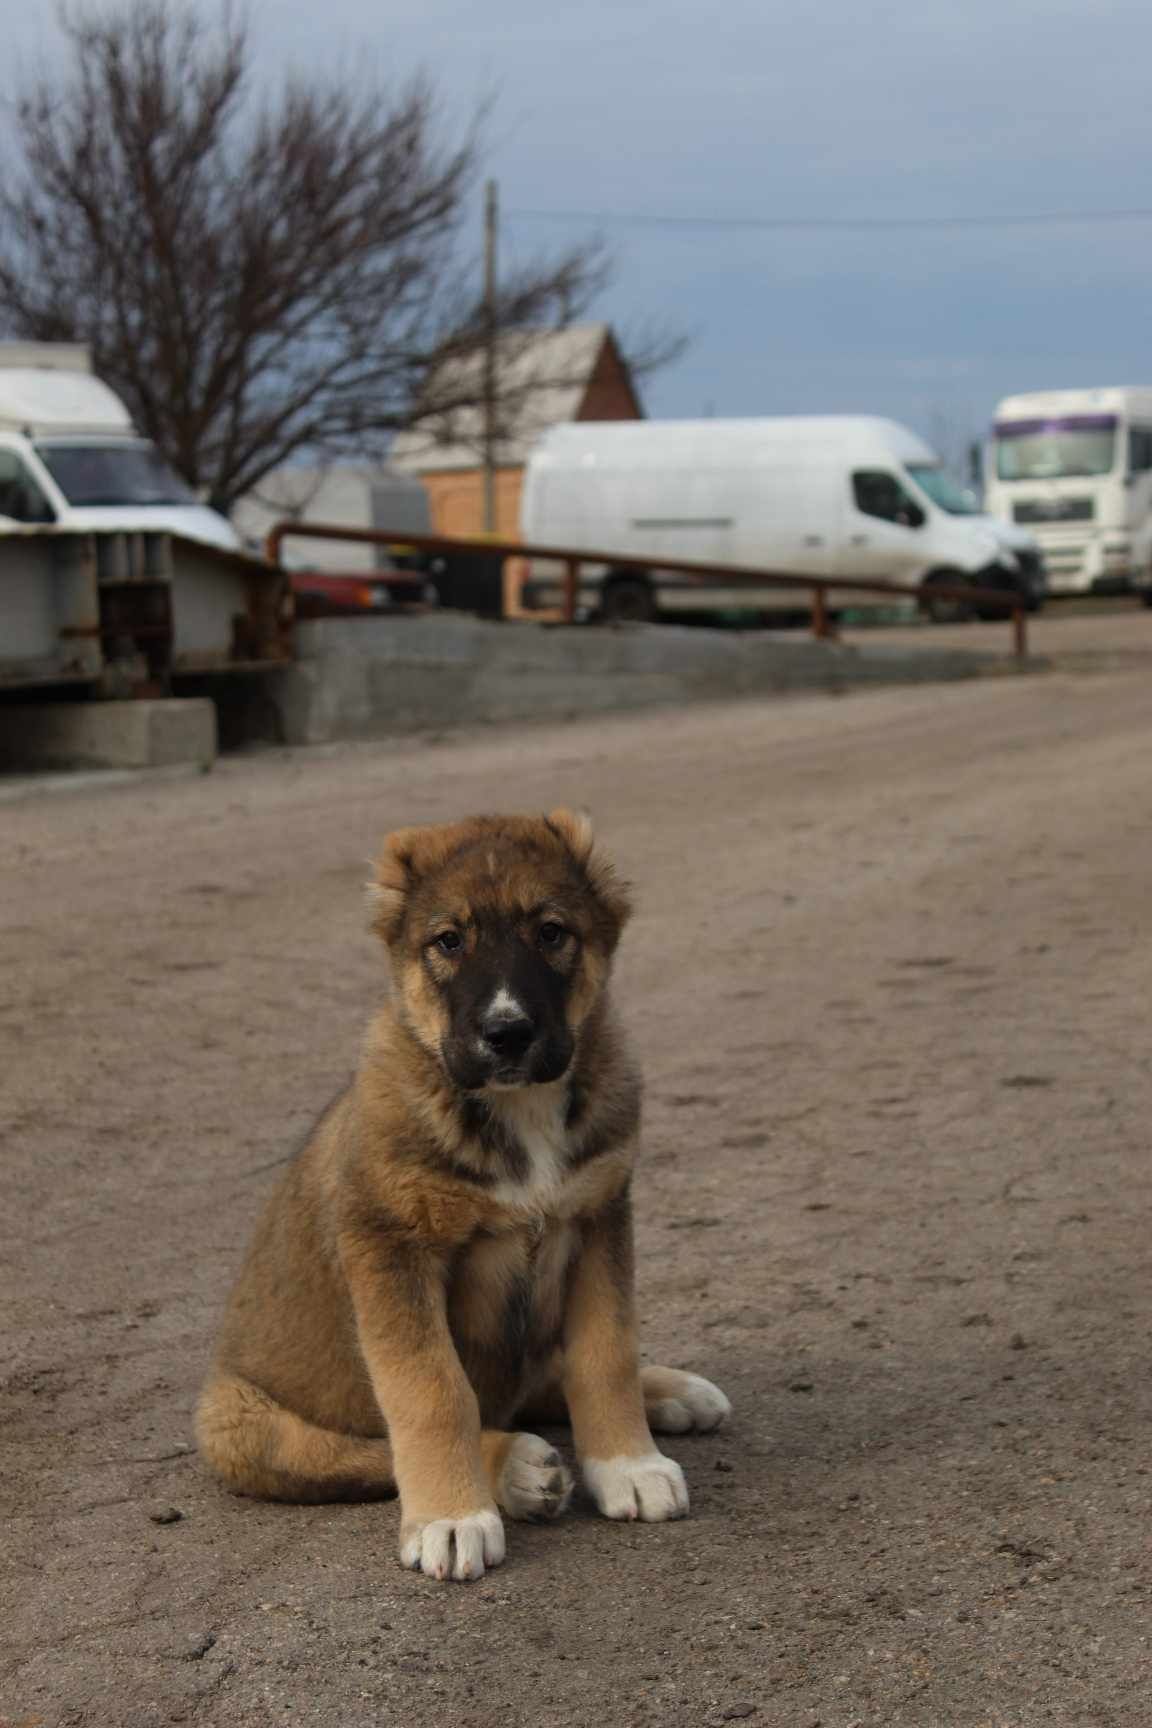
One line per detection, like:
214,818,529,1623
444,1011,573,1092
479,1004,536,1063
440,940,575,1091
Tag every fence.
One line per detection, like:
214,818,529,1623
264,522,1030,660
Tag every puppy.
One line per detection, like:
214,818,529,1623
196,809,730,1581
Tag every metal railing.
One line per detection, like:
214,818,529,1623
265,520,1031,659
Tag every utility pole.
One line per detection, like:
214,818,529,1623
482,179,498,533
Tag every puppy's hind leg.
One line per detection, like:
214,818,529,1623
641,1366,731,1435
517,1363,732,1435
481,1429,573,1522
196,1372,396,1503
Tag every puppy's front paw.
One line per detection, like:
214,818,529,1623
583,1452,689,1522
399,1507,505,1581
645,1370,732,1435
497,1432,574,1522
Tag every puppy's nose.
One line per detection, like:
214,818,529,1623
480,1008,536,1059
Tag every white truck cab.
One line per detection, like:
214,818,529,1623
984,386,1152,601
0,344,240,553
520,416,1044,623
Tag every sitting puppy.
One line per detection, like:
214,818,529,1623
196,810,730,1581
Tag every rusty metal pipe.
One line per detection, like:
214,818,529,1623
812,587,834,640
562,558,580,625
265,520,1033,664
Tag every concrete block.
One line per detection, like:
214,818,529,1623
0,698,217,772
272,614,1024,747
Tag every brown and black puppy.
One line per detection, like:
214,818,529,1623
196,809,729,1581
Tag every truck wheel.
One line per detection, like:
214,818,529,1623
1142,589,1152,608
920,569,973,624
974,594,1026,622
974,588,1037,620
600,575,655,624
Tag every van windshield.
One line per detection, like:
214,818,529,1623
904,464,979,515
35,441,196,507
993,416,1117,480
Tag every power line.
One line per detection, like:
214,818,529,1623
508,204,1152,233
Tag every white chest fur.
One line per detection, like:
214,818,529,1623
486,1082,570,1208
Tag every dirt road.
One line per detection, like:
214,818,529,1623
3,667,1151,1727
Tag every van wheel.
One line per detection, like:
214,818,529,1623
920,570,973,624
600,575,656,624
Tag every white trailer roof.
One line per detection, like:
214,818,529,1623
0,342,92,374
0,368,134,436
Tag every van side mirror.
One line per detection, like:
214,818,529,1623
898,504,926,529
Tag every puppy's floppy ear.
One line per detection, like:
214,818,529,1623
546,806,595,863
369,825,438,942
547,806,633,936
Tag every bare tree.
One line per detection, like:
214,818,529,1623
0,2,670,511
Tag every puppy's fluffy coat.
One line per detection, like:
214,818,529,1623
197,809,729,1581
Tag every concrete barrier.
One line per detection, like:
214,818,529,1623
0,698,217,771
268,614,1025,745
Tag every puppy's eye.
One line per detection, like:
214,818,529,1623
433,930,463,955
538,921,567,949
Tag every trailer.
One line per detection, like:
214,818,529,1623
0,344,290,695
0,525,289,695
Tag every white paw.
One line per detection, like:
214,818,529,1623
583,1452,690,1522
398,1507,505,1581
497,1432,574,1521
647,1373,732,1435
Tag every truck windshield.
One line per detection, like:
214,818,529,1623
34,441,196,507
904,464,979,515
994,416,1117,481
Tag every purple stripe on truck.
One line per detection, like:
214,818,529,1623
994,415,1118,436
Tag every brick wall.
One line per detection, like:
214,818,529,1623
417,333,643,614
421,467,523,539
577,337,643,422
419,468,530,616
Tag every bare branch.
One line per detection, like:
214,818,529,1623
0,0,684,510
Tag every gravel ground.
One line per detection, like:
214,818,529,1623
2,664,1151,1728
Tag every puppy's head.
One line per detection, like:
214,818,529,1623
371,809,631,1092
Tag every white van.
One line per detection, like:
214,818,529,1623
0,344,240,553
983,387,1152,602
520,416,1045,623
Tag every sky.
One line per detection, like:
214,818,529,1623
10,0,1152,467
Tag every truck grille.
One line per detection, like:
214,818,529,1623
1043,546,1088,586
1013,497,1094,524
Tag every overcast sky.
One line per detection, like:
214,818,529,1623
11,1,1152,465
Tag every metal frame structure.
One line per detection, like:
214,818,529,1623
266,520,1031,658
